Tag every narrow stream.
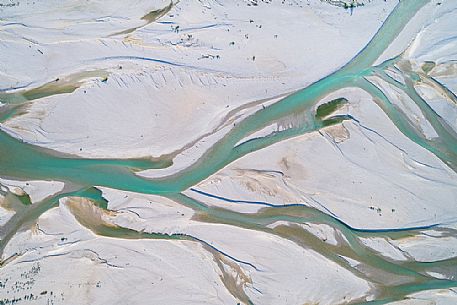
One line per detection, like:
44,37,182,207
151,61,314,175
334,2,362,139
1,0,457,303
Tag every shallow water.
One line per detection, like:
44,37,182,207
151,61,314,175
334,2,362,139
1,0,457,303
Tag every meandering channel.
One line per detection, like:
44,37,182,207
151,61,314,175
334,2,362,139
2,0,457,303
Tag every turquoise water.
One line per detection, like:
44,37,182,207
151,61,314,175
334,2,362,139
0,0,436,194
0,1,440,194
2,0,457,303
